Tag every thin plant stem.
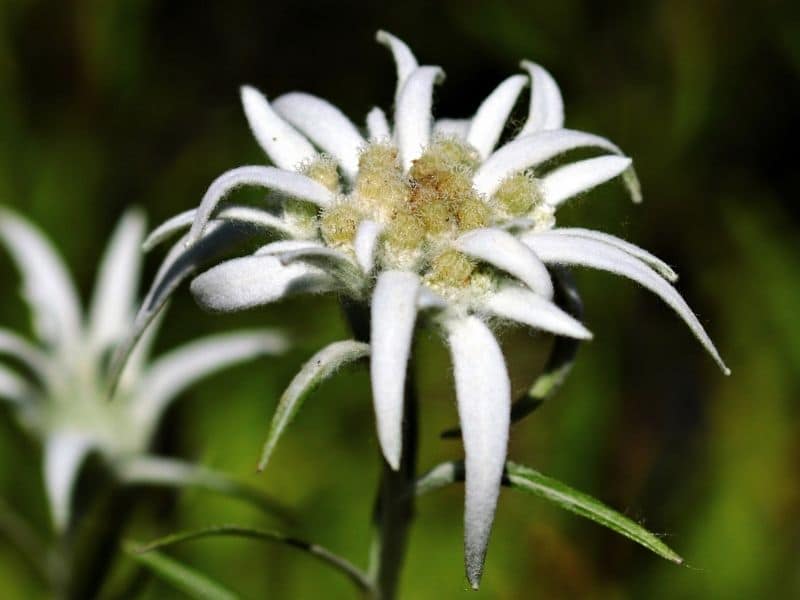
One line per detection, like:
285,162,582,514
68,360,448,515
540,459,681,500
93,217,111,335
342,301,418,600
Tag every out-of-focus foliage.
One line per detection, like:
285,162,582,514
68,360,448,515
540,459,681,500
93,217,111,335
0,1,798,597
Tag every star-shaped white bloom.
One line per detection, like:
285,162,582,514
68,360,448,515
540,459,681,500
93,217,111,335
0,209,287,532
141,30,728,587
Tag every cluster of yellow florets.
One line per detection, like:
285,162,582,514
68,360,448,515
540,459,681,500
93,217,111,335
310,136,550,297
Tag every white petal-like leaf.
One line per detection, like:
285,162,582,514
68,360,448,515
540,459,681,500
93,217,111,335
241,85,318,170
132,331,288,439
0,209,82,355
482,284,592,339
395,66,445,171
446,316,510,589
518,61,564,135
0,363,32,404
371,271,420,470
540,156,632,207
366,107,391,141
255,239,324,256
354,220,383,274
88,209,145,354
188,166,333,244
417,287,447,311
473,129,625,197
467,75,528,159
272,93,365,180
376,30,419,104
258,339,370,471
45,433,94,532
145,206,298,252
547,228,678,282
455,228,554,299
0,328,51,381
521,232,730,374
433,118,471,140
190,255,334,313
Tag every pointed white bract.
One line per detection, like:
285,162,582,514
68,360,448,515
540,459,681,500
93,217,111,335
0,210,82,355
376,30,419,103
395,66,445,171
88,209,145,354
540,156,632,207
446,316,510,589
370,271,420,470
354,220,383,274
0,365,31,404
366,107,391,141
473,129,625,197
0,328,51,380
482,284,592,339
255,239,324,256
518,61,564,135
272,92,365,179
433,118,471,139
241,85,318,171
188,166,333,244
522,233,730,373
45,433,93,532
456,228,554,298
467,75,528,159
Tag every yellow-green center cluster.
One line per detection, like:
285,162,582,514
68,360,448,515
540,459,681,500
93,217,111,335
303,137,550,298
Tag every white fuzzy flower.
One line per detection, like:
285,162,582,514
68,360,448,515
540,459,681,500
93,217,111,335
0,209,288,532
142,30,728,587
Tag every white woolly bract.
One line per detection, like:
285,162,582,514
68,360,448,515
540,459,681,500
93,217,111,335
395,66,445,171
518,61,564,135
540,155,632,207
467,74,528,160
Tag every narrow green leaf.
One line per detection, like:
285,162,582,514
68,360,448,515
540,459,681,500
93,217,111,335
125,543,240,600
115,456,292,521
136,525,372,593
258,339,370,471
415,460,683,565
505,462,683,564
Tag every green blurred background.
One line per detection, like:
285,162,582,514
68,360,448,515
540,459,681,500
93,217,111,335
1,0,799,597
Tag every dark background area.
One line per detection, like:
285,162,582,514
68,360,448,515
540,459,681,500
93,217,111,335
0,1,799,597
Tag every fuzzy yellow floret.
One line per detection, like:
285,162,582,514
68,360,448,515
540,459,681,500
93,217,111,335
356,143,408,209
302,156,341,193
383,208,425,250
493,171,543,216
455,196,491,231
424,249,476,289
320,199,361,247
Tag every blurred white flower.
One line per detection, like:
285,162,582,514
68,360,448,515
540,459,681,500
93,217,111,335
142,31,728,587
0,209,287,532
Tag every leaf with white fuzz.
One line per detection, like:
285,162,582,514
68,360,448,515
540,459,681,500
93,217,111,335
522,233,730,373
540,156,632,207
0,328,51,381
354,220,383,274
240,85,318,171
108,223,252,393
456,228,554,299
547,229,678,281
467,74,528,159
446,316,510,589
371,271,420,470
190,255,335,314
88,209,145,354
272,93,365,180
45,433,94,532
376,30,419,104
145,206,298,252
396,66,445,171
482,285,592,339
473,129,625,197
132,331,288,440
415,460,683,565
277,246,364,292
258,340,369,471
0,209,82,356
366,107,391,141
115,456,289,518
188,166,333,244
518,61,564,135
417,287,447,311
433,119,471,140
255,239,324,256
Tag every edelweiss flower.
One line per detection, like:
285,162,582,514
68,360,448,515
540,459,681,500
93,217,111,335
0,209,287,532
142,31,728,586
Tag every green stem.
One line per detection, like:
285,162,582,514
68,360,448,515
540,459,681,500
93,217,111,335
342,301,418,600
